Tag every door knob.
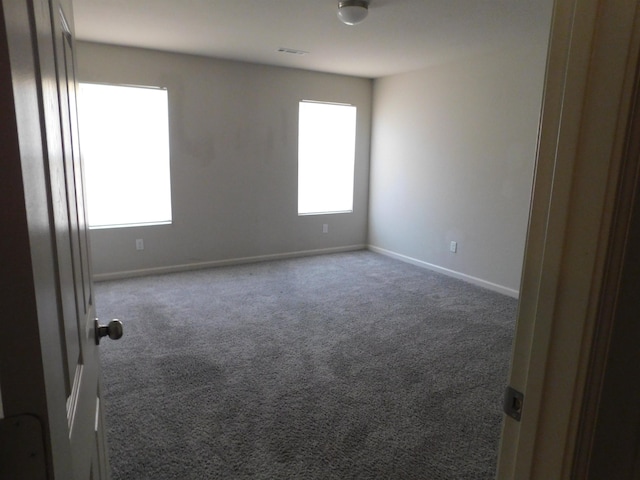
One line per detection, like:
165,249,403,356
95,319,123,345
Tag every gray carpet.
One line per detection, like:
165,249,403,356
95,250,515,479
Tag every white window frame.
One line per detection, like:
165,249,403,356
297,100,357,216
78,82,172,229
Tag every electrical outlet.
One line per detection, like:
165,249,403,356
449,241,457,253
136,239,144,251
323,224,328,234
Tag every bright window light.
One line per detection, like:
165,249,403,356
78,83,172,229
298,101,356,215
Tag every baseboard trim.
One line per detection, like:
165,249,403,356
367,245,519,298
93,244,367,282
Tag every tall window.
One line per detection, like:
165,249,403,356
298,101,356,215
78,83,172,229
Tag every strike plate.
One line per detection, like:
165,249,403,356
503,386,524,421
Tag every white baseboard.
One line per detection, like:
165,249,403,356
93,244,367,282
367,245,519,298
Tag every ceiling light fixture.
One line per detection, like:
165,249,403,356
337,0,369,26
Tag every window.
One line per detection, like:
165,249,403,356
78,83,172,229
298,101,356,215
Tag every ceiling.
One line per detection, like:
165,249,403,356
71,0,552,79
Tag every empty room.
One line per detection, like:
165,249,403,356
5,1,640,479
72,0,554,478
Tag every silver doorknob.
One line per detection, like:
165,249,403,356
94,319,123,345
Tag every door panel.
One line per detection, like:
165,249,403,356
52,3,108,479
0,0,111,478
31,0,79,399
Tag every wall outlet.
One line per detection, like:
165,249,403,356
322,224,328,234
136,239,144,251
449,241,457,253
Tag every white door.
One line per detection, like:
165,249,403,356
0,0,116,478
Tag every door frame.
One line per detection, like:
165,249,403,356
497,0,640,477
573,48,640,476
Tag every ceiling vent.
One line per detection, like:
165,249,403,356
277,47,309,56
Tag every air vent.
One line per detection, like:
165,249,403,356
277,47,309,56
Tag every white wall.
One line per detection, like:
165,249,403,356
76,43,372,277
79,41,547,293
368,44,548,296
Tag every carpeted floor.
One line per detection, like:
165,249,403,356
95,251,516,479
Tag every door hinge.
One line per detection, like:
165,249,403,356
504,386,524,421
